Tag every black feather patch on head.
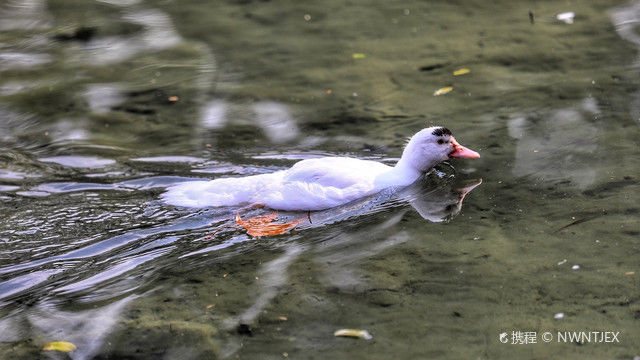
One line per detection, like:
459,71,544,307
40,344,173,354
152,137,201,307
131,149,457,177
431,127,452,137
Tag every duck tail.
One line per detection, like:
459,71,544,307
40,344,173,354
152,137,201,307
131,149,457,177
162,173,276,208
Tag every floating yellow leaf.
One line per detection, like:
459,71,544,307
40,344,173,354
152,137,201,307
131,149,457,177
352,53,366,59
433,87,453,96
43,341,77,352
625,271,635,276
453,68,470,76
334,329,373,340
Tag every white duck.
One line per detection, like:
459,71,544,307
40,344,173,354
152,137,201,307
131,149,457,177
163,126,480,211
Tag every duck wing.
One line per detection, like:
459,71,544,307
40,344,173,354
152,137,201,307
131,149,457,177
283,157,391,188
254,157,391,210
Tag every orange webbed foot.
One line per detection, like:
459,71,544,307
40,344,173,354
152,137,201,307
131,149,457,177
235,211,309,237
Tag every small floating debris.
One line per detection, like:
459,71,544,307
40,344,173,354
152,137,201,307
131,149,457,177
334,329,373,340
237,324,253,336
433,87,453,96
352,53,366,59
557,259,567,265
419,62,448,72
453,68,470,76
554,313,564,319
43,341,77,352
625,271,635,276
557,12,575,24
571,265,580,270
168,96,179,102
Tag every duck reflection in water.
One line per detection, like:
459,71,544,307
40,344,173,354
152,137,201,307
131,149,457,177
402,176,482,223
232,175,483,236
221,175,482,338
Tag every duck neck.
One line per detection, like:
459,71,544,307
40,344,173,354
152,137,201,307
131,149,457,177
391,157,424,185
374,157,423,188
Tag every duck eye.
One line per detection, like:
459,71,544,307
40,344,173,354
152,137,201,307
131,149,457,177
437,139,445,145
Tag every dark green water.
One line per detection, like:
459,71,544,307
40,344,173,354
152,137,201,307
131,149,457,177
0,0,639,359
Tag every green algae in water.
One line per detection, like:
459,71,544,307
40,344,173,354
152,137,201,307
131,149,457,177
0,0,639,359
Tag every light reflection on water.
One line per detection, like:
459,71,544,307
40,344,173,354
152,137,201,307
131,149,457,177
0,0,51,31
508,98,601,189
75,8,182,66
0,0,638,358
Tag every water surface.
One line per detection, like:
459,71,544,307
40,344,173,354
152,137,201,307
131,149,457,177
0,0,639,359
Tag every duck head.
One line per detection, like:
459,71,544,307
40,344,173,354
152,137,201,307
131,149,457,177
397,126,480,173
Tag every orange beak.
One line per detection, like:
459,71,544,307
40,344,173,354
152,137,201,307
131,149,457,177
449,138,480,159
